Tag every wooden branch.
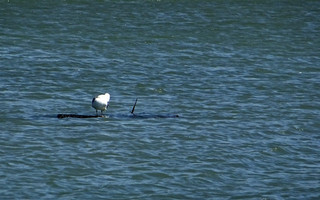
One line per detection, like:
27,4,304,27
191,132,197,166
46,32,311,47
57,114,103,119
57,97,179,119
131,98,138,114
57,113,179,119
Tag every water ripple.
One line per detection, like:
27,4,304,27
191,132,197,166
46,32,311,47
1,0,320,199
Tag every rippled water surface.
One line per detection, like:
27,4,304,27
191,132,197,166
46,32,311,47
1,1,320,199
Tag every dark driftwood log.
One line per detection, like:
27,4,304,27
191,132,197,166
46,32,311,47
57,113,179,119
58,99,179,119
57,114,103,119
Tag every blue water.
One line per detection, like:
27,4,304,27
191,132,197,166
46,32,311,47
1,1,320,199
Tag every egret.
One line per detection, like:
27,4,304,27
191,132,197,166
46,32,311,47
92,93,110,116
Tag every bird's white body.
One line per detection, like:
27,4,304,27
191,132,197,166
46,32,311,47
92,93,110,115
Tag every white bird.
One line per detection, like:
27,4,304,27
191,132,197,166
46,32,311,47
92,93,110,116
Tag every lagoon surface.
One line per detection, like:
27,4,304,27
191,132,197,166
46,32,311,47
1,1,320,199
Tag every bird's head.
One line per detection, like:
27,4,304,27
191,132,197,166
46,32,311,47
105,93,110,101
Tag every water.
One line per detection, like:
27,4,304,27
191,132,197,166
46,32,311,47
1,0,320,199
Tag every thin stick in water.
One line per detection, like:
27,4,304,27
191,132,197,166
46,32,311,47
131,98,138,114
